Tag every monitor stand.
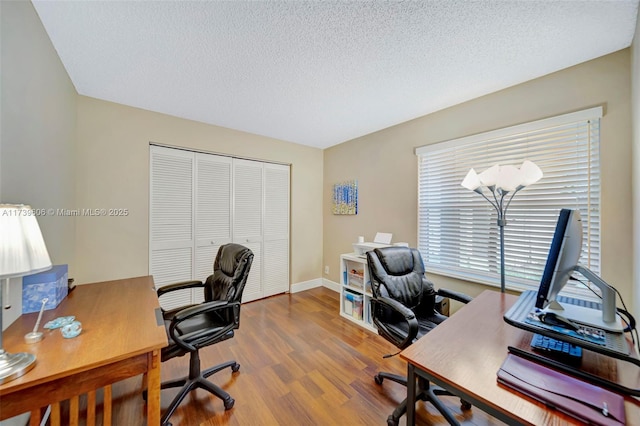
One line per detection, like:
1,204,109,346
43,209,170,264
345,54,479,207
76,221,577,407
544,300,624,332
544,264,624,333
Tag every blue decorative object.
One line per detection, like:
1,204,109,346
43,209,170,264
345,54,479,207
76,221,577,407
61,320,82,338
44,316,75,330
22,264,68,314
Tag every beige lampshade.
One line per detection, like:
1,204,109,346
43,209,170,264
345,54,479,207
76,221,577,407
0,204,52,279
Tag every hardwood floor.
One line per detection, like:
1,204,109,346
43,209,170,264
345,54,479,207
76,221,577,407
104,287,505,425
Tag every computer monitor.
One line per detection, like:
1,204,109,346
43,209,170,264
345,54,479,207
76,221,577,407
535,209,623,332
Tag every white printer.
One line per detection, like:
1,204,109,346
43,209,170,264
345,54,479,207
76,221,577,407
352,232,408,257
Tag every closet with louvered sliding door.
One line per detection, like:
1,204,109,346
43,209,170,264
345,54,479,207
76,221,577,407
149,145,290,309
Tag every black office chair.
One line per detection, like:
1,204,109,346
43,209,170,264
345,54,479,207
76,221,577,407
367,246,472,426
155,243,253,426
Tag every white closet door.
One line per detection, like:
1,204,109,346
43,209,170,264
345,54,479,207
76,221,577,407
149,146,194,310
240,241,262,303
150,146,290,306
233,159,263,302
233,159,263,241
263,163,290,297
193,153,233,303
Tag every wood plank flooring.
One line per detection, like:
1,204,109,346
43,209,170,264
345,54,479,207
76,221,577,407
103,287,506,425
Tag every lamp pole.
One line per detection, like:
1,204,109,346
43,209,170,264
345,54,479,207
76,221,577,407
476,186,517,293
498,219,506,293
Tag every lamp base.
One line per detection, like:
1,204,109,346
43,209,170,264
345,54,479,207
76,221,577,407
24,331,43,344
0,349,36,384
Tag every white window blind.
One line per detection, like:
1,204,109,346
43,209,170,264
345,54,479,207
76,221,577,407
416,107,602,293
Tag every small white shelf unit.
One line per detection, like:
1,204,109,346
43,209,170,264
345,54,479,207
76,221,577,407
340,253,376,332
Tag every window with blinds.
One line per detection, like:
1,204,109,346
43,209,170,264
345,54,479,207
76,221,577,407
415,107,602,294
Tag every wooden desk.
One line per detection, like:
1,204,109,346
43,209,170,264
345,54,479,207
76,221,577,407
0,276,168,425
401,290,640,425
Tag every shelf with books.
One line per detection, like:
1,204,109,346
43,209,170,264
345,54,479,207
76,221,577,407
339,253,376,332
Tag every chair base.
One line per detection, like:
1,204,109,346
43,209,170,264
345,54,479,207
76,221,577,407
375,371,470,426
159,350,240,426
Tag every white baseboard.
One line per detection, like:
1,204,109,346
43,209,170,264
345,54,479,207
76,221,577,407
322,279,340,293
290,278,340,293
290,278,323,293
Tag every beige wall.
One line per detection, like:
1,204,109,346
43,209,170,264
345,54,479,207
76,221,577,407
75,96,323,286
324,49,634,312
0,0,77,268
632,9,640,322
1,1,77,329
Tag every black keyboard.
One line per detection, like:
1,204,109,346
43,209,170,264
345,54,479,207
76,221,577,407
531,333,582,362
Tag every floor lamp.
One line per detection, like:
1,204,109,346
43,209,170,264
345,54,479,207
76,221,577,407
461,161,542,293
0,204,52,384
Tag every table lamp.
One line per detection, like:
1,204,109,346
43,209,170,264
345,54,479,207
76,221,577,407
0,204,52,384
461,160,543,292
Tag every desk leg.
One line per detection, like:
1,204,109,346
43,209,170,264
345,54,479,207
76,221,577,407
406,364,417,426
29,410,41,426
147,349,161,425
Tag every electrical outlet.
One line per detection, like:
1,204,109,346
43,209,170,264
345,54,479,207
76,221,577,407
324,265,330,274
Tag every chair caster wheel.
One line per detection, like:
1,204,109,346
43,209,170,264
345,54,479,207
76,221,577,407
232,363,240,373
224,397,235,410
461,399,472,410
374,375,384,385
386,415,399,426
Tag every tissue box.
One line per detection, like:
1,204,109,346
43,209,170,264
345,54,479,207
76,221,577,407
22,265,69,313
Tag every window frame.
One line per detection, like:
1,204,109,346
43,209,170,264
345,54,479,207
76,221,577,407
415,107,602,297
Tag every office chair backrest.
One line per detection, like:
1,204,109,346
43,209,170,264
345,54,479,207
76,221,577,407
205,243,254,303
367,246,434,311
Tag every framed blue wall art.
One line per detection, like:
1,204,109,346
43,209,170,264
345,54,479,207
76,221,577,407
332,180,358,215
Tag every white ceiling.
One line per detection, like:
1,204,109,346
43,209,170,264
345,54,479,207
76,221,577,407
32,1,639,149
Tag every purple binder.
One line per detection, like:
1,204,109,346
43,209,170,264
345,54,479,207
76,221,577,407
497,354,626,426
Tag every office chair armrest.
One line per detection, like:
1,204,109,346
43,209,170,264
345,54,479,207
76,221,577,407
173,300,233,322
371,296,419,349
436,288,472,305
157,280,204,297
169,300,240,352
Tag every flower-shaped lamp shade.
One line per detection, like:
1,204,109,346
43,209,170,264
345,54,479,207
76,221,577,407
461,168,482,191
519,160,543,187
496,165,522,192
478,164,500,187
0,204,52,279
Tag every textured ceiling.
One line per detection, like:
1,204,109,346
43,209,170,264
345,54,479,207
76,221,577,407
32,1,639,149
